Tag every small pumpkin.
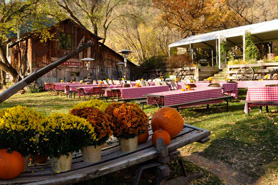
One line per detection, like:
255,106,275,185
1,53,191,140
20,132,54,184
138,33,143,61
152,130,171,147
138,130,149,144
0,149,24,179
151,107,184,138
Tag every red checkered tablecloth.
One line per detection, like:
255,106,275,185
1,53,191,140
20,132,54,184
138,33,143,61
244,87,278,113
195,82,238,98
238,80,278,88
147,88,223,107
121,86,170,99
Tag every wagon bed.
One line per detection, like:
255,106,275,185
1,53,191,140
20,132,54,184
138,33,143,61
0,124,210,185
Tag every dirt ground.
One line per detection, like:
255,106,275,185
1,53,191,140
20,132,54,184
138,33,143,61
181,153,278,185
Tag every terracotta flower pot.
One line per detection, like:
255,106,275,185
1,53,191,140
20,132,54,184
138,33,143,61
35,154,48,164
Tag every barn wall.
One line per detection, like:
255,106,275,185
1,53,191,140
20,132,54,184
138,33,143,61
9,19,135,84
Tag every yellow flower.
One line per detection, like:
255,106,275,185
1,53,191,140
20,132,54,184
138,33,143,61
207,77,213,81
226,78,230,81
264,74,269,79
121,78,125,81
185,85,190,89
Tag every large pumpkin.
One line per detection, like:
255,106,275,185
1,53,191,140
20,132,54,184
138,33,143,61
151,107,183,138
152,130,171,147
0,149,24,179
138,130,149,144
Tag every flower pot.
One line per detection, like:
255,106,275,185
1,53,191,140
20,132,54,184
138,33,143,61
35,154,48,164
50,153,72,173
81,145,102,163
23,154,31,172
119,136,138,152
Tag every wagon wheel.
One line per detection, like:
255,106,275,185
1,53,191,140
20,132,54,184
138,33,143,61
236,67,254,81
141,74,148,80
149,74,156,80
270,70,278,80
176,69,188,80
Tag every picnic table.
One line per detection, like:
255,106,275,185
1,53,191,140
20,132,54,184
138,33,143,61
195,82,238,98
0,124,210,185
77,85,122,99
103,86,170,100
237,80,278,88
146,88,223,107
244,86,278,114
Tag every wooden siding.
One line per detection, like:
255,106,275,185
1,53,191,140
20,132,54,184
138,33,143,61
9,19,135,83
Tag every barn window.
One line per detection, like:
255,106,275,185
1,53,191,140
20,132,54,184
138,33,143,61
59,33,72,50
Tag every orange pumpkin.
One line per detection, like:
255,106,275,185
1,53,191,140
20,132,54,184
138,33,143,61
0,149,24,179
138,130,149,144
151,107,184,138
152,130,171,147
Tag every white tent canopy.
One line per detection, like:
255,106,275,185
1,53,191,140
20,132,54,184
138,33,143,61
169,19,278,49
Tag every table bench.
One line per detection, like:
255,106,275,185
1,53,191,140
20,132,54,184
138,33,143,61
117,97,147,102
244,86,278,114
242,100,278,115
0,124,210,185
167,95,233,111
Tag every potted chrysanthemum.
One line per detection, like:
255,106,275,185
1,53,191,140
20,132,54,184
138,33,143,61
105,103,148,152
70,107,114,163
37,113,96,173
72,99,109,112
0,105,44,171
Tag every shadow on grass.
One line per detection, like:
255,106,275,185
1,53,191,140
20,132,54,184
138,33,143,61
197,114,278,184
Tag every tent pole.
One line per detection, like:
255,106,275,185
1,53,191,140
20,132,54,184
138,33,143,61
243,32,246,61
211,49,214,67
218,38,221,69
190,44,193,63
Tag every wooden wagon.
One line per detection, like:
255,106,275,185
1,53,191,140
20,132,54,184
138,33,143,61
0,124,210,185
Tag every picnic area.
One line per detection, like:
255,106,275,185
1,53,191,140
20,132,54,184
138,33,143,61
1,1,278,185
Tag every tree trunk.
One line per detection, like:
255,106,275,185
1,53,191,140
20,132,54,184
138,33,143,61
0,44,19,82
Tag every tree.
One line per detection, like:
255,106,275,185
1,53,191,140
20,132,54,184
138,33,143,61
152,0,245,37
0,0,62,82
55,0,128,43
106,0,181,64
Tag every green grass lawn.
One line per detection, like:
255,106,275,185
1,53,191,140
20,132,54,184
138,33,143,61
1,90,278,184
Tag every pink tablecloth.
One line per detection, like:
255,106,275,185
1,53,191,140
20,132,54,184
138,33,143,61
238,80,278,88
78,85,122,96
64,84,98,94
244,87,278,113
147,88,223,107
120,85,169,99
195,82,238,98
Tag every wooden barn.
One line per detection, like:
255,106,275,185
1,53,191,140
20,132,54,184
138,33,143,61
7,19,136,85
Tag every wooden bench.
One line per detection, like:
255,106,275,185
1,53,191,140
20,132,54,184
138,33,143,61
241,100,278,115
0,124,210,185
167,95,233,112
117,97,147,102
77,87,106,99
136,100,147,109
